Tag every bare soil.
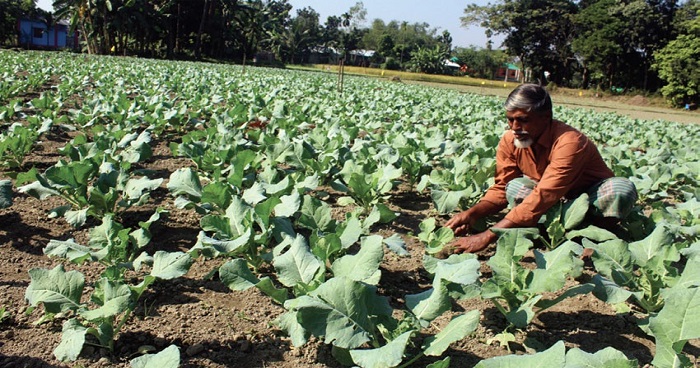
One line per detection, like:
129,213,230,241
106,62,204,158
1,89,699,368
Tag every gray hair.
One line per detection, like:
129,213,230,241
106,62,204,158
504,84,552,114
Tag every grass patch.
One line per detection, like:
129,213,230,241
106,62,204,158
288,64,519,90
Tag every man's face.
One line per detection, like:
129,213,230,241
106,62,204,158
506,109,551,149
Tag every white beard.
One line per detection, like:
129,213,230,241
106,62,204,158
512,130,533,149
514,137,534,149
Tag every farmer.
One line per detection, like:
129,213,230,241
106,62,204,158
444,84,637,254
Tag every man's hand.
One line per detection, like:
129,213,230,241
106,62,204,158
445,211,476,236
450,231,497,254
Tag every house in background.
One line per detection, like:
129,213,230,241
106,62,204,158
17,18,78,50
495,63,523,82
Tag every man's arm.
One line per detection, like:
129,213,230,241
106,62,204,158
451,216,519,253
445,133,521,253
445,200,505,236
447,133,521,233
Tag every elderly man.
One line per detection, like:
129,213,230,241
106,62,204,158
445,84,637,253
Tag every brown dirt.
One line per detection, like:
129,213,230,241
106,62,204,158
1,91,698,368
625,95,650,106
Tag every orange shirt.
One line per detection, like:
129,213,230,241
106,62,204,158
481,119,613,225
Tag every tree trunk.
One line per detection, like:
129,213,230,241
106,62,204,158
163,2,174,58
195,0,210,59
102,4,112,54
175,3,181,55
80,23,93,54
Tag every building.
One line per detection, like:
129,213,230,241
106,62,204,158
17,18,78,50
495,63,522,82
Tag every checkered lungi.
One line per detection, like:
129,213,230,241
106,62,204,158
505,177,638,219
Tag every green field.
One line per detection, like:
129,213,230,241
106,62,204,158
1,50,699,368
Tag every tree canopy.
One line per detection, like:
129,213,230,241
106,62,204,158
462,0,693,99
653,0,700,106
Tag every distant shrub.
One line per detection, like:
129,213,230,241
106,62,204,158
382,57,401,70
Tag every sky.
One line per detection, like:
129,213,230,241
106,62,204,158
36,0,504,49
36,0,54,13
287,0,504,49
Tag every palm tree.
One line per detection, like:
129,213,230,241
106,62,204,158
53,0,95,53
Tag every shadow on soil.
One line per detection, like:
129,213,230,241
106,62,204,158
536,310,654,363
110,331,342,368
0,212,53,255
0,354,61,368
134,275,231,314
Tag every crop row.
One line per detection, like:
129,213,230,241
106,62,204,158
1,50,699,367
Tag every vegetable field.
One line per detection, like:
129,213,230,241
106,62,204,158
1,50,699,368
